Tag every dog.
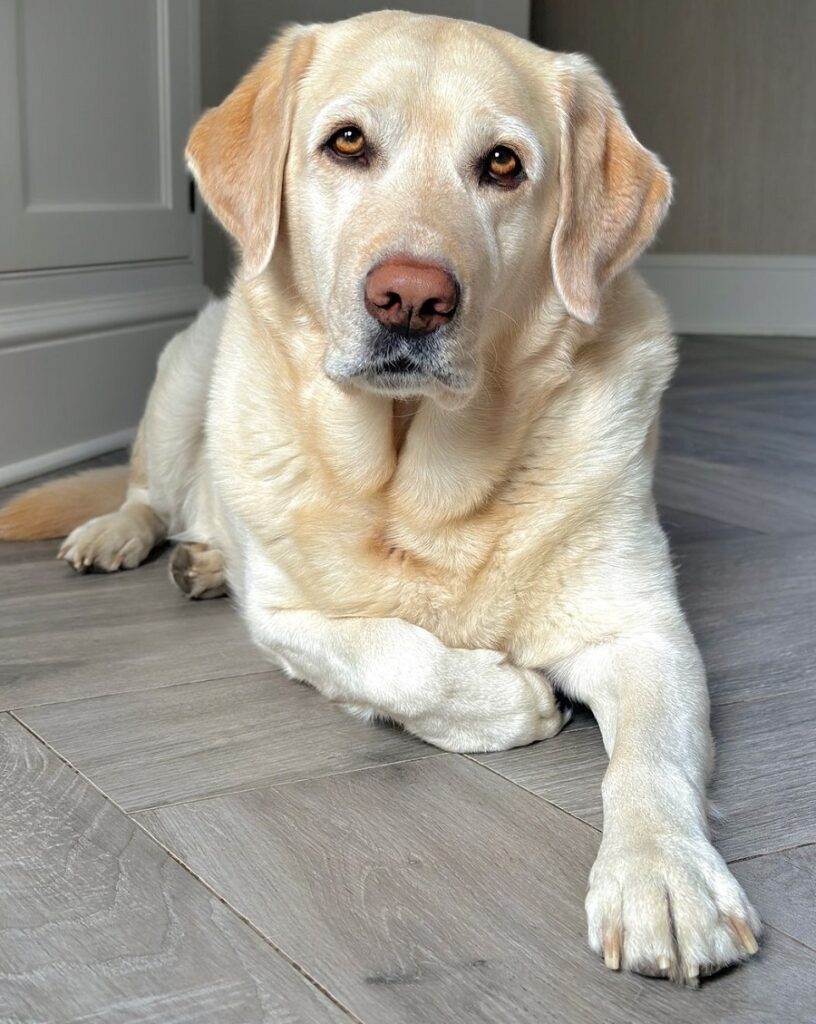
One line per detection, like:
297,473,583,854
0,11,760,983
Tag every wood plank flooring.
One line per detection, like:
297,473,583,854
135,759,815,1024
0,716,347,1024
1,335,815,1021
18,672,436,811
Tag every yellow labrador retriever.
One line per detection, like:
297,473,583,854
0,11,760,982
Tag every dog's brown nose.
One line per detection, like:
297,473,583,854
365,258,458,333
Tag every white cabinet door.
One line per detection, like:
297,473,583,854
0,0,198,272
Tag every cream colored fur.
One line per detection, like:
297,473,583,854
1,12,759,983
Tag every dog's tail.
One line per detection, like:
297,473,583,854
0,465,129,540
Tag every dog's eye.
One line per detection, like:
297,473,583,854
328,126,367,159
483,145,525,188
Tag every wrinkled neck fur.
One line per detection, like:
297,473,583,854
391,398,420,456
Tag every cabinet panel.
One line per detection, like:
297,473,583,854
0,0,197,271
21,0,162,208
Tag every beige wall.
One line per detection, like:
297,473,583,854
533,0,816,256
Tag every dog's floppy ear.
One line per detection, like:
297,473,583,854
186,25,316,278
550,55,672,324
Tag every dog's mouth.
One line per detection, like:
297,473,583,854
328,357,473,406
355,346,461,393
373,354,426,376
324,323,473,401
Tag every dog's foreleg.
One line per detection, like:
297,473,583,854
555,623,760,983
245,608,568,752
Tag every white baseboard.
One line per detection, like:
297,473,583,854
0,426,136,488
639,255,816,336
0,316,191,487
0,241,207,487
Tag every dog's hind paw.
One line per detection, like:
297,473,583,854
170,542,227,600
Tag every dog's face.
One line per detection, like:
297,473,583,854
188,12,671,407
284,18,557,404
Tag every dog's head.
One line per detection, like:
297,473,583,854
187,12,671,407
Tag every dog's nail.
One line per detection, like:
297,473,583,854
657,955,671,972
729,916,759,955
603,931,621,971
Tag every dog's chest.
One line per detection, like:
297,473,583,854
261,481,540,650
215,373,575,654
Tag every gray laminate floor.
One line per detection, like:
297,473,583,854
1,336,815,1023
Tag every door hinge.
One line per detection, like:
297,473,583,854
188,179,196,213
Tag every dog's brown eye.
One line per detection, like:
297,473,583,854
329,126,366,158
484,145,524,187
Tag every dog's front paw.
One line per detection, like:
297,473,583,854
586,835,761,984
59,510,155,572
408,651,571,753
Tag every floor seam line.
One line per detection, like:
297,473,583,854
129,750,450,814
729,840,816,865
460,752,603,835
3,666,278,714
5,710,366,1024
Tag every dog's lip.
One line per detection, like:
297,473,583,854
371,354,425,375
329,359,469,400
357,362,458,391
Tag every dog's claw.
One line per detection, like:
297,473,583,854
603,928,622,971
728,915,759,955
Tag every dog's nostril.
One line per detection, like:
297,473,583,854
421,297,452,318
372,290,401,312
365,258,459,335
